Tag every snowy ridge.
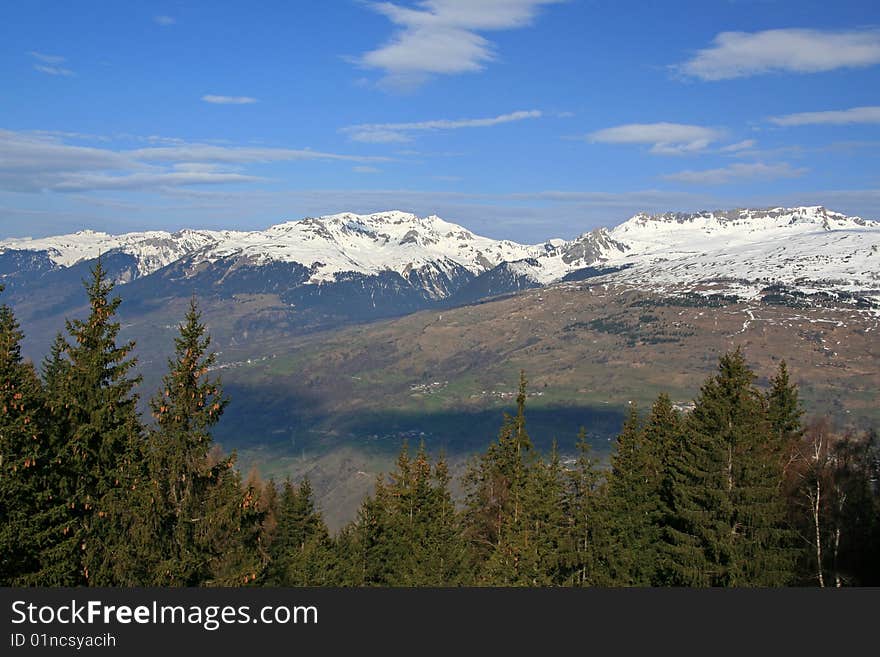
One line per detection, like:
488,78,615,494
0,228,229,276
193,211,541,283
599,206,880,301
2,206,878,302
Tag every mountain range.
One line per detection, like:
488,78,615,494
2,206,878,333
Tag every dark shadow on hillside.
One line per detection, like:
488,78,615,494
216,382,625,459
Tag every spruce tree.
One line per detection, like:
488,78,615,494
200,462,267,586
144,297,266,585
561,427,604,586
519,440,567,585
664,349,795,586
463,371,548,585
41,260,143,585
603,405,647,584
429,451,469,584
604,394,679,586
603,396,682,586
767,360,804,448
400,444,468,585
41,333,69,397
265,478,335,586
642,394,683,584
0,291,51,584
342,442,467,586
347,474,395,586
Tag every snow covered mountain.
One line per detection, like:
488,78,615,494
600,206,879,301
193,211,538,282
1,207,877,322
0,228,227,277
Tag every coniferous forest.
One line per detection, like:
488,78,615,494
2,262,878,587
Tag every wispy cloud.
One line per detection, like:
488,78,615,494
29,130,112,142
201,95,259,105
130,144,390,164
29,51,74,76
154,15,176,26
342,109,542,143
0,129,390,194
353,0,563,89
29,51,65,64
586,122,724,154
768,105,880,126
663,162,807,185
52,172,266,192
719,139,756,153
33,65,74,76
728,140,880,160
676,28,880,81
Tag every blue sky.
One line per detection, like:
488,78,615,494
1,0,879,241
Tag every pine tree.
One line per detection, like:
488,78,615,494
340,442,467,586
519,440,567,585
0,291,51,584
41,333,69,397
602,404,665,585
346,474,395,586
642,394,683,584
398,444,468,585
767,360,804,449
428,451,469,584
463,371,550,585
200,460,267,586
142,297,267,585
664,349,795,586
561,427,605,586
265,478,335,586
39,260,144,585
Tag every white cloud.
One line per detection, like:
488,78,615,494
355,0,563,88
0,130,133,176
0,129,390,193
154,15,176,26
349,129,413,144
29,51,73,76
342,109,542,143
171,162,238,173
663,162,807,185
768,105,880,126
587,122,724,154
677,28,880,81
33,65,74,76
28,51,66,64
29,130,111,142
52,172,266,192
131,144,389,164
201,95,259,105
719,139,756,152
